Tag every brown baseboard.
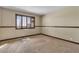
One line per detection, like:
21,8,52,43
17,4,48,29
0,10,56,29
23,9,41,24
41,33,79,45
0,33,41,42
1,33,79,45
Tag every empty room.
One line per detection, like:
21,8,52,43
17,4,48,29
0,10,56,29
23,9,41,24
0,6,79,53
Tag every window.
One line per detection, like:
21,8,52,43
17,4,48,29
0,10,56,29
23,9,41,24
22,16,27,28
16,14,35,29
16,15,21,29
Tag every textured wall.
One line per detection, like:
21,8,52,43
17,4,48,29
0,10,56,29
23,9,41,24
0,8,41,40
42,7,79,43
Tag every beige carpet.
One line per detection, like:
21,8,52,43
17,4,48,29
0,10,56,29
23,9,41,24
0,35,79,53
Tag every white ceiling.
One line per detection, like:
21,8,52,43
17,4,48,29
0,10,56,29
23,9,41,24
1,6,64,15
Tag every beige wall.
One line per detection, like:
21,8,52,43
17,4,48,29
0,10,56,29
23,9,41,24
0,8,1,28
0,8,2,39
1,6,79,43
0,8,41,40
42,7,79,43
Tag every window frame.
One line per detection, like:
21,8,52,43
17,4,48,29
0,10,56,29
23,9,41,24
15,14,35,29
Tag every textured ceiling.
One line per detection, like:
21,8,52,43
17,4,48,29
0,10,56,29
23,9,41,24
1,6,64,15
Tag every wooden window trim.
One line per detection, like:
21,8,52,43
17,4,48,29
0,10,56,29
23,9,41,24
15,14,35,29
